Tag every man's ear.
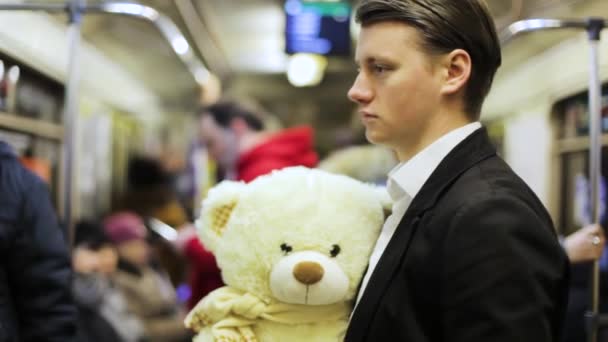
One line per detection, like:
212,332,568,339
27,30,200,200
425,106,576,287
439,49,471,96
196,180,246,252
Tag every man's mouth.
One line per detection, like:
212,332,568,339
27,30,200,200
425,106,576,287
361,111,379,121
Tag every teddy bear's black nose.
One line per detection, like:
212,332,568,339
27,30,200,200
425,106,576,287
293,261,325,285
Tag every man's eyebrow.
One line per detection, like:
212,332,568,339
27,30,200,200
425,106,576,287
354,57,379,66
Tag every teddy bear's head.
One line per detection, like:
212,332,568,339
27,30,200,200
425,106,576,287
197,166,388,306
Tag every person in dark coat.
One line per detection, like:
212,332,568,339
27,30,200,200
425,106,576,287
72,220,145,342
0,140,77,341
344,1,569,341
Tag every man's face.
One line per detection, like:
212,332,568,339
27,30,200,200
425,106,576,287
117,240,150,267
97,245,118,275
72,244,118,275
199,114,239,170
348,21,443,159
72,247,99,274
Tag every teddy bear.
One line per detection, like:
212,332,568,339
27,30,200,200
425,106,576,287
184,166,389,342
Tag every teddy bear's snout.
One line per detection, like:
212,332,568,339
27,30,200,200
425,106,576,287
293,261,325,285
270,251,350,304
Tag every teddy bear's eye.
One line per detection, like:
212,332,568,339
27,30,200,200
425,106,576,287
330,244,341,257
280,243,293,255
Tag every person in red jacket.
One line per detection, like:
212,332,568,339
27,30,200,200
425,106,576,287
181,100,318,309
198,100,318,182
175,226,224,309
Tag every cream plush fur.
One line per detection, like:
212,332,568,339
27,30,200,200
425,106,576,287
185,167,388,342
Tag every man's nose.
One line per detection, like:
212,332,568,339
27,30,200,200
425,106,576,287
347,74,373,104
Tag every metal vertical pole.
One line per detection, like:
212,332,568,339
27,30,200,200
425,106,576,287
586,18,605,342
60,0,83,245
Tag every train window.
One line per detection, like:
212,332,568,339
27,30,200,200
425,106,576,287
0,53,64,124
556,84,608,236
556,85,608,139
559,148,608,236
0,53,65,208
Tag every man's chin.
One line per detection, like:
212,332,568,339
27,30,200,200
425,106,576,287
365,130,386,145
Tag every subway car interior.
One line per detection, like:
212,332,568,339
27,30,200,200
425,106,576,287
1,0,608,341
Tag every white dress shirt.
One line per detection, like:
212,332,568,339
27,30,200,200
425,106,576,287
354,122,482,307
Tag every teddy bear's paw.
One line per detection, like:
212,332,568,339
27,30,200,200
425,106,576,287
185,311,214,332
214,330,257,342
239,328,258,342
216,337,245,342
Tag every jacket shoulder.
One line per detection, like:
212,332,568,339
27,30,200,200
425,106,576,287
434,155,552,226
0,155,49,221
1,154,47,191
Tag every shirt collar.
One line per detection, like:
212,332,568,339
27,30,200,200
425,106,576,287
388,122,482,201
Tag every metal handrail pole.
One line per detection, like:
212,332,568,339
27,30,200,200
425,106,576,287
0,3,67,12
60,0,84,245
585,18,605,342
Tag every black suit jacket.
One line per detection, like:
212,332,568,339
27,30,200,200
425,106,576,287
346,128,569,342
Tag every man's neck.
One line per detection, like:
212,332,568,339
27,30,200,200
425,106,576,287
395,112,472,162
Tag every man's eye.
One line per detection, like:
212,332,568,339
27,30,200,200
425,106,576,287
373,64,387,73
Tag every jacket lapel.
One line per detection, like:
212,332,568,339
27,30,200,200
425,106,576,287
346,128,497,341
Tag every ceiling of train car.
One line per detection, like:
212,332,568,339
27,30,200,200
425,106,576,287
79,13,200,108
34,0,201,110
27,0,607,120
496,0,607,70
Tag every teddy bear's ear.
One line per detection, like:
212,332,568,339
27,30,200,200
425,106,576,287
196,180,246,252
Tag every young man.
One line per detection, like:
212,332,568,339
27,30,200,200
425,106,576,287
346,1,569,341
198,100,318,182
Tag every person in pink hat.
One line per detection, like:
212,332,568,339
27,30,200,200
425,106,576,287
104,212,192,342
104,212,150,267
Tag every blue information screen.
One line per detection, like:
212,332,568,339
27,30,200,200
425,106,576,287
285,0,351,56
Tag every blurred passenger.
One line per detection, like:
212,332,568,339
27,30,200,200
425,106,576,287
0,140,77,341
180,100,319,309
104,212,191,342
72,221,144,342
563,224,605,264
318,144,397,184
198,100,318,182
174,222,224,310
117,155,188,288
117,155,175,218
150,198,190,287
561,224,608,342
